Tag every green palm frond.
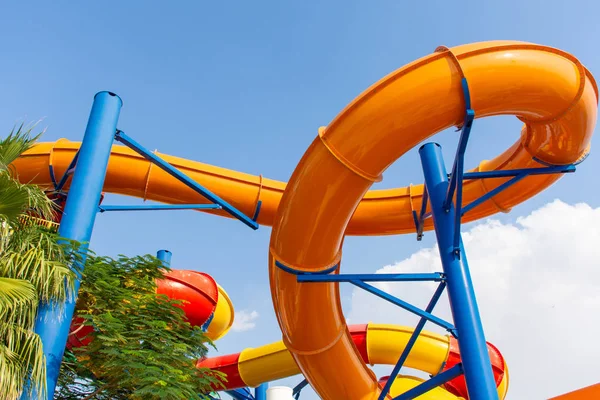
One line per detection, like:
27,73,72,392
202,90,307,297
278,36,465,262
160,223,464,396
0,172,55,224
0,122,43,172
18,182,55,221
0,324,46,400
0,277,37,332
0,172,34,224
0,122,56,222
0,226,76,305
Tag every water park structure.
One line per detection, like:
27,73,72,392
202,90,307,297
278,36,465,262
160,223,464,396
11,40,598,399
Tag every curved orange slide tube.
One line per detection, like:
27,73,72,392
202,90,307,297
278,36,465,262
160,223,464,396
198,324,508,399
268,41,596,399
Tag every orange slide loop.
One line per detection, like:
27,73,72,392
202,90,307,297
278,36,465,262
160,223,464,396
318,126,383,183
515,47,587,125
269,41,597,400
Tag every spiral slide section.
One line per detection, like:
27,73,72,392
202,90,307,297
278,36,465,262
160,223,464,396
268,41,596,399
198,324,509,399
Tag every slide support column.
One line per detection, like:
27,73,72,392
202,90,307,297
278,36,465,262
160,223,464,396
255,383,268,400
27,91,122,399
157,249,172,266
419,143,498,400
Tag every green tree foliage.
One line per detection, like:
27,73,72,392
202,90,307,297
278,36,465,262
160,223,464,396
55,254,225,399
0,124,78,400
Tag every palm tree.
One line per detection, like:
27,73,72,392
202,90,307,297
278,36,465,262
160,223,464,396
0,124,78,400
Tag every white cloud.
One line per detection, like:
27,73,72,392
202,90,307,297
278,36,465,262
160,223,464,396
232,310,259,332
348,200,600,399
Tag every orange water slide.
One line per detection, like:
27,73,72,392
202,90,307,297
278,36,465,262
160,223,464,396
11,135,527,236
13,72,591,239
267,41,597,400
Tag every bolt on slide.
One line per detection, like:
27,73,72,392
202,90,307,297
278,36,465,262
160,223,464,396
12,40,597,399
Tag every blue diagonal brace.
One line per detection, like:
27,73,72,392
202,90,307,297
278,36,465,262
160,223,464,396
350,280,455,332
114,130,259,230
378,281,448,400
393,364,463,400
444,77,475,258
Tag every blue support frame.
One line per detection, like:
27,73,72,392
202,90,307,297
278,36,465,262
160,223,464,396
420,142,498,399
444,78,475,256
157,249,172,266
292,74,582,399
393,364,463,400
226,388,254,400
351,280,455,332
114,130,259,230
254,383,268,400
27,92,264,400
293,379,309,399
296,271,453,331
26,91,122,400
378,281,447,400
99,204,222,212
297,272,444,283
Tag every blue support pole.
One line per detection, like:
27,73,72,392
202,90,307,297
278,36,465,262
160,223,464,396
293,379,309,399
26,91,122,399
297,272,444,283
226,388,254,400
99,204,222,212
255,383,268,400
378,282,447,400
157,249,172,266
419,143,498,400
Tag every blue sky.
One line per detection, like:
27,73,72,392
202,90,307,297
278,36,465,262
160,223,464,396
1,1,598,398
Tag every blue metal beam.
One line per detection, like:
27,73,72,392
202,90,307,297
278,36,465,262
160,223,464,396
461,173,527,216
156,249,172,266
444,78,476,256
444,78,475,212
254,383,267,400
415,185,429,241
420,142,498,400
293,379,309,399
98,203,222,212
297,272,444,283
379,282,447,400
462,164,575,180
393,364,463,400
350,280,454,332
226,388,254,400
26,91,122,399
114,131,259,230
